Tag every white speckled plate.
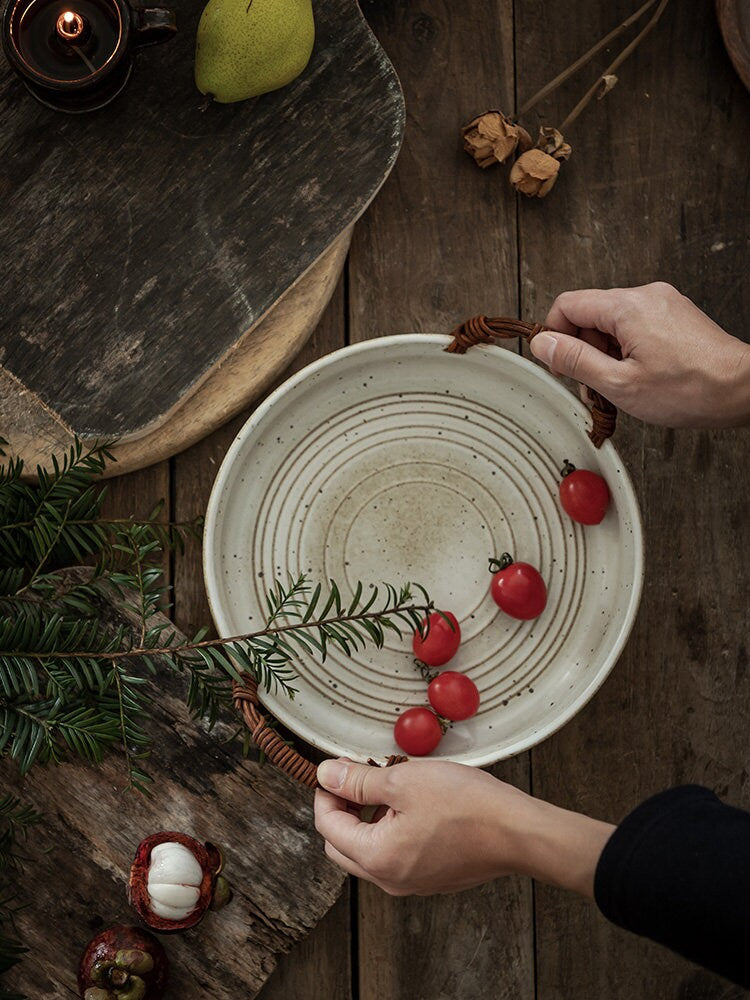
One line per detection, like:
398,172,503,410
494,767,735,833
204,336,644,767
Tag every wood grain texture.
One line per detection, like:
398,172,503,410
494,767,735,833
514,0,750,995
351,1,521,337
0,0,402,438
351,4,534,999
172,275,352,999
0,569,345,999
98,459,171,537
258,889,352,1000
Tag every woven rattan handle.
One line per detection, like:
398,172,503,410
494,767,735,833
445,316,618,447
233,675,407,788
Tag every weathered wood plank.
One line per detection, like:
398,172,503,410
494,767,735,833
0,0,402,439
259,890,352,1000
515,0,750,994
172,277,352,999
99,461,172,531
351,1,521,338
352,4,535,998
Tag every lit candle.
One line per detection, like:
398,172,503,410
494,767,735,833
55,9,86,42
2,0,176,112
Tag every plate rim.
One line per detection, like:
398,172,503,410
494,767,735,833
204,334,645,767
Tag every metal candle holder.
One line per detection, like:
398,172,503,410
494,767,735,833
1,0,176,112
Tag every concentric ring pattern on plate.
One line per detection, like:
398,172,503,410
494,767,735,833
204,335,644,767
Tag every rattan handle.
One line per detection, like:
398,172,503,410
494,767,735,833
233,675,407,788
445,316,618,447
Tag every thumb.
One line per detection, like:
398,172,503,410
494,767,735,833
531,330,620,394
317,758,391,805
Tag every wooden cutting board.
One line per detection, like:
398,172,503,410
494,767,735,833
0,570,345,998
0,0,404,474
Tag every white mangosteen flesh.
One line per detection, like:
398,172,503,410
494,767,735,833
147,842,202,920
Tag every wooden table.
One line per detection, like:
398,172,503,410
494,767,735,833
103,1,750,996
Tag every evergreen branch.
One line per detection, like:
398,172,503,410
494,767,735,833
0,793,39,998
0,577,433,767
110,662,152,795
0,517,200,535
15,501,72,596
121,529,151,647
5,582,432,672
0,436,199,584
0,797,39,873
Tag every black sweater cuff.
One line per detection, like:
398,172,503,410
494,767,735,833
594,785,750,987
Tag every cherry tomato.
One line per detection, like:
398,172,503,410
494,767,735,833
412,611,461,667
489,554,547,620
394,707,443,755
558,460,610,525
428,671,480,721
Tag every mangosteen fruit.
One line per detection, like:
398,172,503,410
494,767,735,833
78,924,168,1000
128,831,231,932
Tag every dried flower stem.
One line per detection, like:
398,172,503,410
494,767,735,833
518,0,659,117
559,0,671,131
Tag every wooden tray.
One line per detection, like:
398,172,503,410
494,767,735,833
0,0,403,471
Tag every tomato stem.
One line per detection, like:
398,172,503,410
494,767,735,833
413,658,437,683
560,459,577,478
488,553,514,573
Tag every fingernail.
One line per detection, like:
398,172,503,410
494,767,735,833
318,760,348,790
531,331,558,366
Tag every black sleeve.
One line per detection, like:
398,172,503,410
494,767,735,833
594,785,750,987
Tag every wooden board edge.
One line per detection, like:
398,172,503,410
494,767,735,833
10,227,352,478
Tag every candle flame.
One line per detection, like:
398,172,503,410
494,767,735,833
56,9,84,39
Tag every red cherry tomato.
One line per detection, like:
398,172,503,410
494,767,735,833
412,611,461,667
428,671,480,721
394,707,443,755
489,554,547,620
558,460,610,525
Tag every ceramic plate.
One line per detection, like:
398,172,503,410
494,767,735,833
204,336,644,767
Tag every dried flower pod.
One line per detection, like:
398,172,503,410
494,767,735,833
536,126,572,162
128,831,230,933
461,110,532,168
597,74,619,99
509,149,561,198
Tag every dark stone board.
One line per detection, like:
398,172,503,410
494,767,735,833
0,0,404,436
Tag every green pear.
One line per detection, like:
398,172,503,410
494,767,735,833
195,0,314,103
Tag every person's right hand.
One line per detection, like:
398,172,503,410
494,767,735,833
529,282,750,428
314,758,614,898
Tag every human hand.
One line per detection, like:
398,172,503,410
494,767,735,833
314,758,614,897
529,282,750,428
